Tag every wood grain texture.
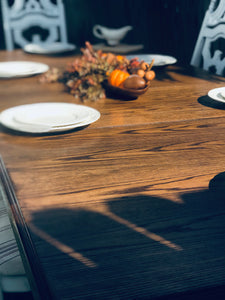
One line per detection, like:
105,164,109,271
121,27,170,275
1,50,225,299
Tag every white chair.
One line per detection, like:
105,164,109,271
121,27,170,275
190,0,225,75
1,0,68,51
0,187,31,299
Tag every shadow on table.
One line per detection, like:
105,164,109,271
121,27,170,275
198,95,225,110
153,284,225,300
0,123,89,137
29,172,225,299
170,65,225,82
152,66,178,82
154,64,225,83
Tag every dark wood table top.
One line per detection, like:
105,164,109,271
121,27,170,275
1,50,225,300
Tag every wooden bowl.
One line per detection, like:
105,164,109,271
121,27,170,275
103,80,150,99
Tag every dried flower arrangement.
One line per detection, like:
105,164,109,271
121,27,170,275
40,41,154,101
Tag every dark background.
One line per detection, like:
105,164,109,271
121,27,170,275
0,0,211,65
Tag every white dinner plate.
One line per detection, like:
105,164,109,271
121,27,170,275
24,42,76,55
208,87,225,103
0,61,49,78
13,103,90,127
126,54,177,67
0,103,100,133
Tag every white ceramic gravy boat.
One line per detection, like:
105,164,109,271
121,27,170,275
93,25,133,46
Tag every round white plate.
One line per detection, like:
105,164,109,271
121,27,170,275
24,42,76,54
208,87,225,103
0,61,49,78
126,54,177,67
0,103,100,133
13,103,90,127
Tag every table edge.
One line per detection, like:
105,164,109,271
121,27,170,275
0,155,53,300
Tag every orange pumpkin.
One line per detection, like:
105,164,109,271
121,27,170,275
108,69,130,87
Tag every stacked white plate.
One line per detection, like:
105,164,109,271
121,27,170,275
126,54,177,67
208,87,225,103
24,42,76,55
0,61,49,78
0,103,100,133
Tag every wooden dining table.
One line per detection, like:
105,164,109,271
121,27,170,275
1,49,225,300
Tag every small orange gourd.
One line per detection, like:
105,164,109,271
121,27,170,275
144,70,155,81
108,69,130,87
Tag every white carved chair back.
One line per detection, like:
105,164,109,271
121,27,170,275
1,0,68,51
190,0,225,76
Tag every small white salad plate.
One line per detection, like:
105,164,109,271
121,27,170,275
126,54,177,67
0,61,49,78
24,42,76,55
0,103,100,133
208,87,225,103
